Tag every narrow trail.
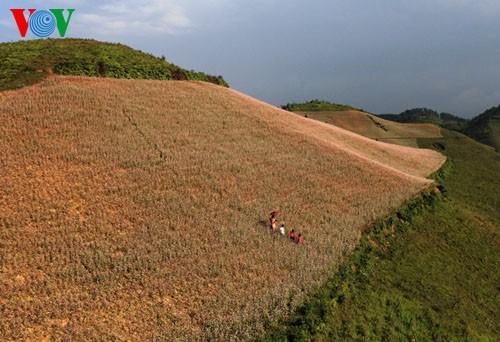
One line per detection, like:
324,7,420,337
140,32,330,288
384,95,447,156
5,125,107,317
122,108,166,160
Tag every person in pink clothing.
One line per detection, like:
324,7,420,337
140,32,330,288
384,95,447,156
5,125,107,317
270,215,277,232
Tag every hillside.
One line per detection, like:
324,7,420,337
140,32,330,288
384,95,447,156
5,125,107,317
0,39,228,91
0,76,445,340
379,108,469,131
277,129,499,340
379,106,500,151
461,104,500,151
294,110,442,147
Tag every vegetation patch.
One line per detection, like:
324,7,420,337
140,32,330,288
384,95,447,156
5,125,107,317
281,99,360,112
367,115,388,131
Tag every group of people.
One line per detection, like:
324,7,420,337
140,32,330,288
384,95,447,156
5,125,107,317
270,212,303,244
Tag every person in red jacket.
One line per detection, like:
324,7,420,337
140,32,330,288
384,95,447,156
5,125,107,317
289,229,295,242
297,233,303,244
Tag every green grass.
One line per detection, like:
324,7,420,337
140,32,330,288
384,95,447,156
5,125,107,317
271,130,500,340
0,39,228,91
281,100,359,112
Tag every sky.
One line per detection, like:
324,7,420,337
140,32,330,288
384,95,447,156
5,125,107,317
1,0,500,118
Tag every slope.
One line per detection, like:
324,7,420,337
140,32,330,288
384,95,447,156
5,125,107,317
0,39,228,91
296,110,442,147
277,130,499,340
462,104,500,151
0,76,445,340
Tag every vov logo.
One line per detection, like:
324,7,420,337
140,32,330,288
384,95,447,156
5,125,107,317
10,9,75,38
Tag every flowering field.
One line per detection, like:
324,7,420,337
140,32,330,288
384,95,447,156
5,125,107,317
0,76,445,340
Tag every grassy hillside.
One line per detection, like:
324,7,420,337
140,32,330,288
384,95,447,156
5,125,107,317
462,104,500,151
0,76,444,340
379,108,469,131
380,106,500,151
294,110,442,147
0,39,228,91
274,130,499,340
281,99,358,112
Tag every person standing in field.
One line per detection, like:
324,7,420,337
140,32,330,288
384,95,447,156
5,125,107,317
297,233,303,244
289,229,295,242
279,224,285,236
270,214,277,233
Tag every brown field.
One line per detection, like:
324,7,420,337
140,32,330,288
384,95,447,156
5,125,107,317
0,76,445,340
297,110,442,147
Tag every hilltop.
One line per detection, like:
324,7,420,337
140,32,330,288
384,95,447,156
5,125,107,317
0,39,228,91
290,109,442,148
379,108,469,131
281,99,359,112
0,76,444,340
461,104,500,151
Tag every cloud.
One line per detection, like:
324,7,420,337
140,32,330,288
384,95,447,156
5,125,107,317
75,0,192,38
422,0,500,15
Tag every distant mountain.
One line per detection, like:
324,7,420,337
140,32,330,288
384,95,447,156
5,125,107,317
462,105,500,151
378,108,469,131
0,38,228,91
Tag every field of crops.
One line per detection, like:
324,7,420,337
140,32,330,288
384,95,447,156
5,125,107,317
297,110,442,147
0,76,445,339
